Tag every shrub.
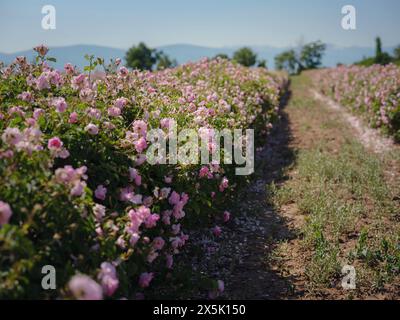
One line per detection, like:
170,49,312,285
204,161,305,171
314,64,400,141
0,48,287,299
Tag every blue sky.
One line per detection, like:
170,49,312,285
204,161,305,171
0,0,399,53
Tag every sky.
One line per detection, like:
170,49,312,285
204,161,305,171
0,0,399,53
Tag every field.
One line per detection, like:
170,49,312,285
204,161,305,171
0,48,399,300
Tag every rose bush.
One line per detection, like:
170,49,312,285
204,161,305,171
314,64,400,141
0,46,287,299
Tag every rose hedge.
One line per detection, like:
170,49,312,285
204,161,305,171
0,46,287,299
314,64,400,141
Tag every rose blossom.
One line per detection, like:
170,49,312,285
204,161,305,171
128,168,142,186
69,112,78,124
152,237,165,250
135,154,147,166
223,211,231,223
108,107,121,117
134,137,147,153
2,127,22,146
53,97,67,113
132,120,147,137
94,185,107,201
47,137,63,150
98,262,119,297
144,214,160,229
93,204,106,222
68,274,103,300
166,254,173,269
138,272,154,288
64,63,75,74
212,226,222,237
85,123,99,135
0,201,12,226
33,44,49,57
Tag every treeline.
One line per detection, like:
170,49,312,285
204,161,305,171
124,41,321,73
124,37,400,73
124,43,268,70
274,41,326,75
356,37,400,67
125,42,178,71
213,48,267,68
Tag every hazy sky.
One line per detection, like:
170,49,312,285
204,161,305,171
0,0,399,53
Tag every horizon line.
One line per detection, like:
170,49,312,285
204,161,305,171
1,42,397,55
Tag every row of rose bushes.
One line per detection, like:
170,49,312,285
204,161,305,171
314,64,400,141
0,45,287,299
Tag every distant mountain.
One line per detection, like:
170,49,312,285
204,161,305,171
157,44,284,68
0,45,126,70
0,44,397,70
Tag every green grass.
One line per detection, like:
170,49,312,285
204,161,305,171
272,139,399,292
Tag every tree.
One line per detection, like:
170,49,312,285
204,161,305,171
233,47,257,67
373,37,392,65
156,52,177,70
356,38,392,66
375,52,392,65
257,59,267,68
394,46,400,61
300,40,326,70
376,37,383,57
125,42,158,70
214,53,229,60
275,50,298,74
274,40,326,74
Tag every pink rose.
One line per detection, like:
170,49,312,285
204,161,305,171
164,176,172,184
199,166,212,178
144,214,160,229
152,237,165,250
93,204,106,222
134,137,147,153
33,108,44,120
132,120,147,137
71,181,86,196
114,97,128,109
135,154,147,166
138,272,154,288
68,275,103,300
95,185,107,201
48,137,63,150
119,67,129,77
0,201,12,226
147,251,159,263
108,107,121,117
85,123,99,135
212,226,222,237
98,262,119,297
128,168,142,186
64,63,75,75
2,127,23,146
219,177,229,192
53,97,67,113
223,211,231,223
69,112,78,124
166,254,173,269
33,44,49,57
168,191,180,205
